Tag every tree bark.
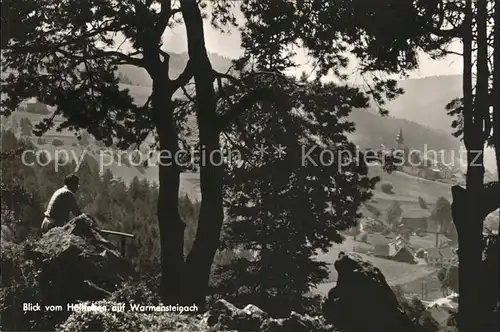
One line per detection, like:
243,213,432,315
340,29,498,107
494,0,500,177
151,76,186,305
454,1,488,331
181,0,224,310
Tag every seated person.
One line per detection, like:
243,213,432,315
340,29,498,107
41,174,83,234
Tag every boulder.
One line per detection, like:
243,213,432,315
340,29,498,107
322,251,426,332
30,214,135,300
57,299,210,332
0,214,135,331
260,311,335,332
1,224,14,244
204,299,336,332
206,299,268,331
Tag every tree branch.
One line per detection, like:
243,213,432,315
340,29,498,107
12,42,145,68
216,87,281,131
154,1,182,39
95,50,145,68
181,85,196,103
416,2,465,39
213,70,243,86
221,130,258,168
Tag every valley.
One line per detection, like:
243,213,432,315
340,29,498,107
4,66,497,304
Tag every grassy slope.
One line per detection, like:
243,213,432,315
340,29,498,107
309,165,451,297
363,165,453,219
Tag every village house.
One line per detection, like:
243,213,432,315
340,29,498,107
411,233,452,250
399,210,441,234
399,210,428,231
425,247,457,267
373,235,416,264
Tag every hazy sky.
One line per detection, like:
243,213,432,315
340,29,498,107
159,15,500,171
161,11,464,80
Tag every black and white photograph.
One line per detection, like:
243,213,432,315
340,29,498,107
1,1,499,331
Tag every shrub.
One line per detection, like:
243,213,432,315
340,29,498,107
415,248,426,258
72,142,77,147
364,203,382,218
0,239,64,332
56,300,204,332
418,196,428,209
386,201,402,228
360,233,368,243
108,280,160,305
78,133,90,146
381,182,394,194
364,222,385,233
392,290,440,332
52,138,64,147
20,118,33,137
37,137,47,145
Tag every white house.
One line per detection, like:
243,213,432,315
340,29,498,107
425,247,457,267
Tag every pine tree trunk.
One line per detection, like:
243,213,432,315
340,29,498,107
260,194,269,310
454,1,487,330
181,0,224,310
474,2,490,328
152,80,186,305
494,0,500,177
493,0,500,327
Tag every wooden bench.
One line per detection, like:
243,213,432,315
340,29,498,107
98,229,135,256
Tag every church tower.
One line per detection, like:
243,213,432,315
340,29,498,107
396,127,409,167
396,127,404,148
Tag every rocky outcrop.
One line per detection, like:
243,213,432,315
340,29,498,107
322,251,426,332
1,224,14,244
2,218,428,332
57,299,209,332
260,311,336,332
30,214,135,300
1,215,135,331
203,299,336,331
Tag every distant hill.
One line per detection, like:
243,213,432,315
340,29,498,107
117,55,461,152
118,54,463,134
7,52,463,154
380,75,462,135
7,53,468,168
348,108,459,152
114,84,461,153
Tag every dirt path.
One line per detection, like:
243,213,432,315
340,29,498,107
395,170,454,187
387,269,436,286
